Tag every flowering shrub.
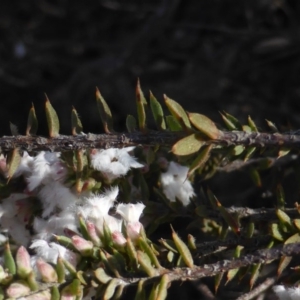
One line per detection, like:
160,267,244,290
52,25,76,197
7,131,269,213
1,82,300,299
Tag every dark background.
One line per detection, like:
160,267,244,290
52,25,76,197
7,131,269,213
1,1,300,298
1,0,300,137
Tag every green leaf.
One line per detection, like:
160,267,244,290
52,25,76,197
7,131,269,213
138,237,161,268
149,283,159,300
265,119,278,132
249,264,261,290
188,144,213,178
276,209,294,231
248,168,261,187
188,113,220,139
94,268,112,284
126,238,138,268
248,116,258,132
171,225,194,268
165,115,182,131
156,274,169,300
134,279,146,300
278,233,300,277
4,242,16,275
96,87,114,133
172,133,205,156
137,250,158,277
220,111,242,130
10,122,18,136
150,91,166,130
6,148,21,182
45,95,60,137
164,95,191,130
216,199,240,235
126,115,137,133
136,79,147,131
270,223,285,241
26,103,38,136
56,257,65,283
71,106,83,135
214,272,224,293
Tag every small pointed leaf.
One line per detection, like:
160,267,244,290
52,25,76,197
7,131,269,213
137,250,158,277
164,95,191,129
248,116,258,132
96,87,114,133
156,274,169,300
26,103,38,136
45,95,60,137
6,148,21,181
249,264,261,290
136,79,147,131
10,122,19,136
150,91,166,130
138,237,161,268
188,145,212,178
94,268,112,284
126,115,137,133
134,279,146,300
216,199,240,235
221,111,242,130
71,106,83,135
214,272,224,293
4,242,16,275
165,115,182,131
171,225,194,268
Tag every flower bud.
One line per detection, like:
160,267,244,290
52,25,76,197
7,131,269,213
112,231,127,246
6,280,30,298
36,258,58,283
127,222,142,241
16,246,32,279
86,221,101,247
72,235,93,256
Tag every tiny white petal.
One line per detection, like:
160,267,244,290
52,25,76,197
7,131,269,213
273,285,291,300
160,161,195,206
116,202,145,223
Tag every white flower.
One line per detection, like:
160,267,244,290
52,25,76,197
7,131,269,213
116,203,145,223
38,181,78,218
27,151,67,191
79,186,120,235
33,212,78,241
0,193,31,245
116,203,145,240
13,152,34,178
160,161,195,206
273,285,300,300
79,186,119,221
90,147,143,181
30,239,79,267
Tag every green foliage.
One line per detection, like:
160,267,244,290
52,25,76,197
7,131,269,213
2,81,300,299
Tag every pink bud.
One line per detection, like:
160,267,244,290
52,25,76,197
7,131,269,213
112,231,127,246
6,281,31,298
86,221,101,246
36,258,58,283
16,246,32,278
72,235,93,256
127,222,142,241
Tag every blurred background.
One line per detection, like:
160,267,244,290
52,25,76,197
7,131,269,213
1,0,300,136
1,1,300,298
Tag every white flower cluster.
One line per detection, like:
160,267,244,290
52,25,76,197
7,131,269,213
273,285,300,300
0,147,145,271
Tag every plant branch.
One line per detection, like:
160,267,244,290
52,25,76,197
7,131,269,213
1,129,300,152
